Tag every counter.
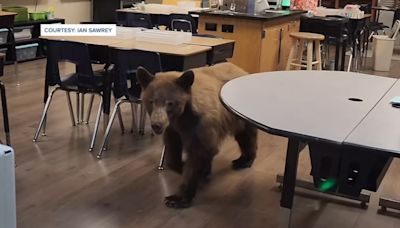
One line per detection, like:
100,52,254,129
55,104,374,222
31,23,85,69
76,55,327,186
190,9,306,73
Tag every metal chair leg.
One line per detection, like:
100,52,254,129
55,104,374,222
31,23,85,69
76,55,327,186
347,51,353,72
33,87,59,142
66,92,76,126
0,82,10,145
76,92,80,124
115,97,125,134
80,93,85,125
97,99,125,159
158,145,166,170
139,103,146,135
89,96,103,152
85,94,95,124
130,103,138,133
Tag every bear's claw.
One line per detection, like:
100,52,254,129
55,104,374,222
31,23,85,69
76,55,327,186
165,195,191,209
232,157,254,170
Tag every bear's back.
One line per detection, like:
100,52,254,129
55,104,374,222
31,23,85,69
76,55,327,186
190,63,248,140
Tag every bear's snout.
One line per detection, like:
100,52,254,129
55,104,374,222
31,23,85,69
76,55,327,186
151,123,164,134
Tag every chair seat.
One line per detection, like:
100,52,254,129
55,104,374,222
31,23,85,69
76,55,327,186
290,32,325,41
60,70,105,93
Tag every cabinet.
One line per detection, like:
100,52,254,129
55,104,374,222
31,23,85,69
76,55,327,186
92,0,141,23
0,18,65,64
197,14,302,73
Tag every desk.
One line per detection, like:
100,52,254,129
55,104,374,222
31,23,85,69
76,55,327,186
0,11,17,17
116,4,203,26
372,6,400,26
220,71,399,227
116,4,203,15
40,34,232,117
311,13,371,71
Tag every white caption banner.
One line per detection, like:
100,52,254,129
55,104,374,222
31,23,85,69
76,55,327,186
41,24,117,36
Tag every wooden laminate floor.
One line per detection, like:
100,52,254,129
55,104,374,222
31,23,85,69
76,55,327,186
2,59,400,228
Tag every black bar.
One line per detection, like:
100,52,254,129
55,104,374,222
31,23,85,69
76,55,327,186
0,81,10,145
280,137,301,209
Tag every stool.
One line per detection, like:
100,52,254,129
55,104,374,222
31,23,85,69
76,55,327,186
286,32,325,70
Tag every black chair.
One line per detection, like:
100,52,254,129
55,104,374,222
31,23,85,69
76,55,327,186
359,4,389,62
33,40,106,151
97,49,162,159
122,12,154,29
0,53,10,146
167,13,198,34
0,13,19,84
300,15,350,71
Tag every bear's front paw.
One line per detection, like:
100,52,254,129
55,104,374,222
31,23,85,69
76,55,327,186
164,195,191,209
232,156,254,170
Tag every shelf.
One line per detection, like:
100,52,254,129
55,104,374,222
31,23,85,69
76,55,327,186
4,55,46,65
14,18,65,27
0,42,13,48
15,38,41,45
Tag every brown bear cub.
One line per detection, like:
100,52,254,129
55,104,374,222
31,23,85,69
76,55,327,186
137,62,257,209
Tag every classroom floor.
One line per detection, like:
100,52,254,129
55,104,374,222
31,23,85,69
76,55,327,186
2,58,400,228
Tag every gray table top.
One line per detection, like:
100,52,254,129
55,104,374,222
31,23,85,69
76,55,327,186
345,79,400,155
220,71,396,144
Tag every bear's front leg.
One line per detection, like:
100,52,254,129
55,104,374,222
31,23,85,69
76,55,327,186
165,151,213,209
164,127,184,174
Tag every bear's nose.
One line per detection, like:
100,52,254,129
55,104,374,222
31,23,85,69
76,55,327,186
151,124,163,134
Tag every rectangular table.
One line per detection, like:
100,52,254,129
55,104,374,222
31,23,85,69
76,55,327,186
40,33,233,117
220,71,400,227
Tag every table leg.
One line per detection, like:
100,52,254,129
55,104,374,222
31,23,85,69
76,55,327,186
280,137,301,228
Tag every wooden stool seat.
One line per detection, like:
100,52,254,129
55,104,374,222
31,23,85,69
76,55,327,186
290,32,325,41
286,32,325,71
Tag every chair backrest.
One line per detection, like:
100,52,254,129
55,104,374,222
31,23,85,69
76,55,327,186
300,15,349,40
45,40,95,88
111,49,162,99
125,13,153,29
390,20,400,39
168,14,197,34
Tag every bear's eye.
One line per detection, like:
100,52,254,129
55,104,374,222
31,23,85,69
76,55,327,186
166,101,174,107
149,99,154,104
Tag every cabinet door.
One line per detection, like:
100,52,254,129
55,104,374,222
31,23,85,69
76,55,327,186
259,25,281,72
278,20,300,70
197,16,263,73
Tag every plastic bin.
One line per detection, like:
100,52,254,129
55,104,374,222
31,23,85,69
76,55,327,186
29,12,47,21
15,43,38,61
14,26,33,41
0,48,7,56
372,35,395,72
0,29,8,45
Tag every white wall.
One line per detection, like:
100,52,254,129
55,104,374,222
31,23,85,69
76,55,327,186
1,0,91,23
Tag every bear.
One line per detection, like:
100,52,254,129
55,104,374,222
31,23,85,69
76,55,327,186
137,62,258,209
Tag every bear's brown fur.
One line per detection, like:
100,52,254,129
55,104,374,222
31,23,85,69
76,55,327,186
137,62,257,208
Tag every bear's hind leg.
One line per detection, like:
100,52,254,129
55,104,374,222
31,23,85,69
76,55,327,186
165,151,214,209
164,127,184,174
232,124,257,170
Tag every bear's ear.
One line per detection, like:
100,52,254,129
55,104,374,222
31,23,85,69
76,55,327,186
176,70,194,91
137,67,155,89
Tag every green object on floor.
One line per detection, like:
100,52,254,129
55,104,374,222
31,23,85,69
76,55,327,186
318,178,336,192
3,6,29,22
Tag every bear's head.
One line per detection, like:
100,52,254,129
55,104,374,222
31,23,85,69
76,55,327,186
137,67,194,135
